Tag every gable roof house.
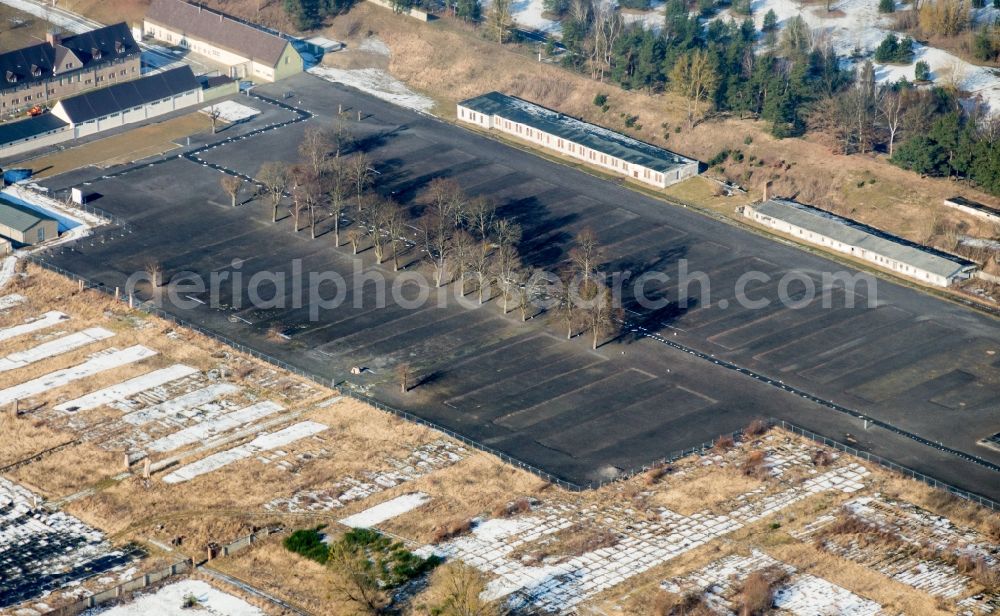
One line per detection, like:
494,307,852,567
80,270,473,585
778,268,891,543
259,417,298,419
51,65,201,138
0,23,141,116
144,0,303,82
0,197,58,246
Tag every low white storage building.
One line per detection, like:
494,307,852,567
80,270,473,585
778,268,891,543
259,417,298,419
51,66,201,138
744,198,977,287
943,196,1000,225
0,114,70,159
457,92,699,189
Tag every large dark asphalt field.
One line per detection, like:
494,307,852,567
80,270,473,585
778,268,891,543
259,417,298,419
35,73,1000,497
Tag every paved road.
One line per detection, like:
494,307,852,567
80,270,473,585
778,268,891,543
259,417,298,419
35,73,1000,499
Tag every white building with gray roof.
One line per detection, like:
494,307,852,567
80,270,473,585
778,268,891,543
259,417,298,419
457,92,699,189
743,198,977,287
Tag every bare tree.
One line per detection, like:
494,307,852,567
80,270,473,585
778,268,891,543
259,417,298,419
347,228,364,255
299,127,332,176
492,218,521,254
670,49,720,128
487,0,513,43
568,227,601,284
580,279,618,350
144,259,164,288
515,268,544,322
208,104,222,134
397,362,413,393
221,175,242,208
420,211,452,287
467,196,496,247
493,244,521,314
588,3,623,81
878,87,905,157
385,200,407,272
328,157,350,247
552,270,580,339
425,177,464,228
469,242,493,304
257,162,288,223
362,198,391,264
291,166,323,237
349,153,375,208
327,540,387,615
453,229,476,295
331,114,355,157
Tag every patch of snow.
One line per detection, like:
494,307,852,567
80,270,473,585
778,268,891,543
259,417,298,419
339,492,431,528
308,66,434,112
0,257,17,291
0,327,114,373
358,36,391,56
749,0,1000,111
146,400,284,453
162,420,328,483
0,346,157,407
202,101,261,124
54,364,199,412
482,0,563,33
0,293,25,311
86,579,264,616
0,311,68,343
121,383,239,425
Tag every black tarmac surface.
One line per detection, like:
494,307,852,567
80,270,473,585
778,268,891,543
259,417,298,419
36,73,1000,497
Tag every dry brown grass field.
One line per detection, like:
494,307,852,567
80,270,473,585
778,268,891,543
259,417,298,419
0,5,51,52
20,113,212,178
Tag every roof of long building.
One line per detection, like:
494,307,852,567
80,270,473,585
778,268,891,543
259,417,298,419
145,0,293,67
54,66,199,124
0,23,139,93
751,198,975,279
0,196,57,233
0,114,68,147
458,91,697,175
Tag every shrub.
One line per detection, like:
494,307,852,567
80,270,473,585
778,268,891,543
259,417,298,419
811,449,834,466
181,594,200,609
431,518,474,543
593,93,608,107
915,60,931,81
283,526,329,564
712,435,736,452
744,135,753,145
737,567,788,615
492,497,532,518
741,450,769,478
744,418,768,437
708,148,731,167
624,114,639,128
874,33,914,63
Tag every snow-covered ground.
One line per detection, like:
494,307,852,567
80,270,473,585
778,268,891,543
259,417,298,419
0,346,157,407
339,492,431,528
0,327,113,372
308,66,435,112
87,579,265,616
203,101,261,124
0,310,68,343
744,0,1000,109
162,420,328,483
55,364,199,412
482,0,564,33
